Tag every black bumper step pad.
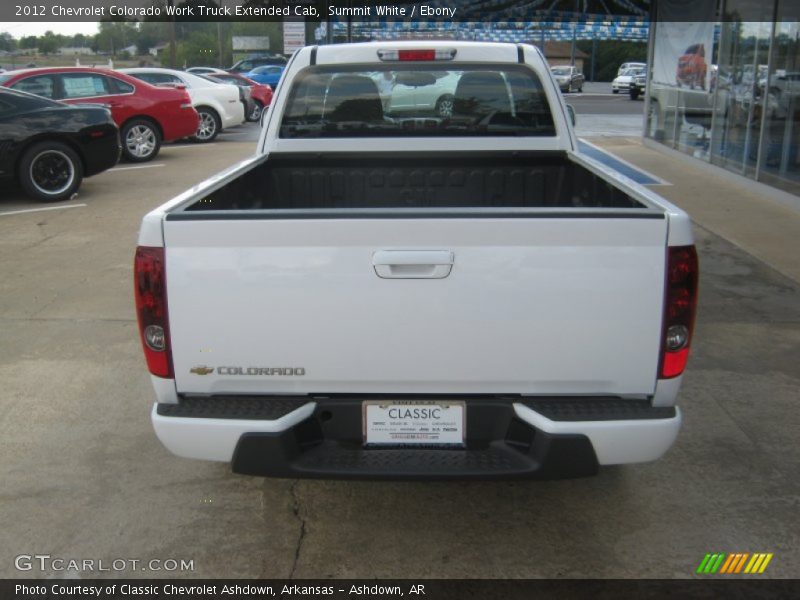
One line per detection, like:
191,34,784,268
157,395,311,420
521,397,676,421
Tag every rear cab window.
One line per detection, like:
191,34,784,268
280,64,556,139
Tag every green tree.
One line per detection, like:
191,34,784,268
71,33,90,48
96,20,137,55
38,31,64,55
176,29,218,67
0,32,17,52
19,36,38,50
134,22,162,56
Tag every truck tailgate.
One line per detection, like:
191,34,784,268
164,217,667,396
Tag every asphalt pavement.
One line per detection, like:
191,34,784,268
0,99,798,580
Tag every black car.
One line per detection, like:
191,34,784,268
0,87,120,201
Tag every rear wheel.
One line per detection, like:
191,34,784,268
630,88,640,100
193,108,220,142
121,119,161,162
612,88,619,94
247,100,263,122
18,141,83,202
435,94,454,118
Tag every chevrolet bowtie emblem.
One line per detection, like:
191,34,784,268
190,366,214,375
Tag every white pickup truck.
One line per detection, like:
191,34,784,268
135,42,699,480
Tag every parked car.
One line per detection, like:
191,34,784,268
121,68,245,142
677,44,707,89
618,62,646,77
186,67,227,75
763,71,800,119
0,67,198,162
0,87,120,201
138,42,697,480
374,70,460,117
228,54,287,74
198,73,255,124
629,72,647,100
612,68,645,94
200,72,273,122
549,65,584,93
244,65,285,89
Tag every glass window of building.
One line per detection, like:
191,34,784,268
646,0,800,196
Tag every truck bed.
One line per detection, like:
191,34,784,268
181,152,647,213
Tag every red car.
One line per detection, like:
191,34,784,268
202,71,273,121
676,44,707,90
0,67,200,162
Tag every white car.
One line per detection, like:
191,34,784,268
618,62,646,77
373,70,460,117
612,68,646,94
186,67,227,75
120,68,244,142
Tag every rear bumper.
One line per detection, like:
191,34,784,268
82,128,121,176
161,108,200,142
152,397,680,480
220,104,245,128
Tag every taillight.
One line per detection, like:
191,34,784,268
134,246,173,378
659,245,699,378
377,48,456,62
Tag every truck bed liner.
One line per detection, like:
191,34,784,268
183,152,646,212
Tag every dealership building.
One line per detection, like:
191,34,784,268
645,0,800,198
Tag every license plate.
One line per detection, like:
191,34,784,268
363,400,466,447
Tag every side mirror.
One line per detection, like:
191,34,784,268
566,104,576,126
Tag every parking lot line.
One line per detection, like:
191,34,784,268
0,203,87,217
108,163,165,172
166,143,218,149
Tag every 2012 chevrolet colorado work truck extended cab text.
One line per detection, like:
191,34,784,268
135,42,699,480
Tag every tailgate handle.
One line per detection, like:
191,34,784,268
372,250,454,279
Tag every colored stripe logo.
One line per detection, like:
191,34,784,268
697,553,773,574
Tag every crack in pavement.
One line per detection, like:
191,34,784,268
288,480,307,579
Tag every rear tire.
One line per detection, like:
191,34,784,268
435,94,454,118
121,119,161,162
18,141,83,202
630,88,640,100
612,89,619,94
247,100,263,122
193,107,220,142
